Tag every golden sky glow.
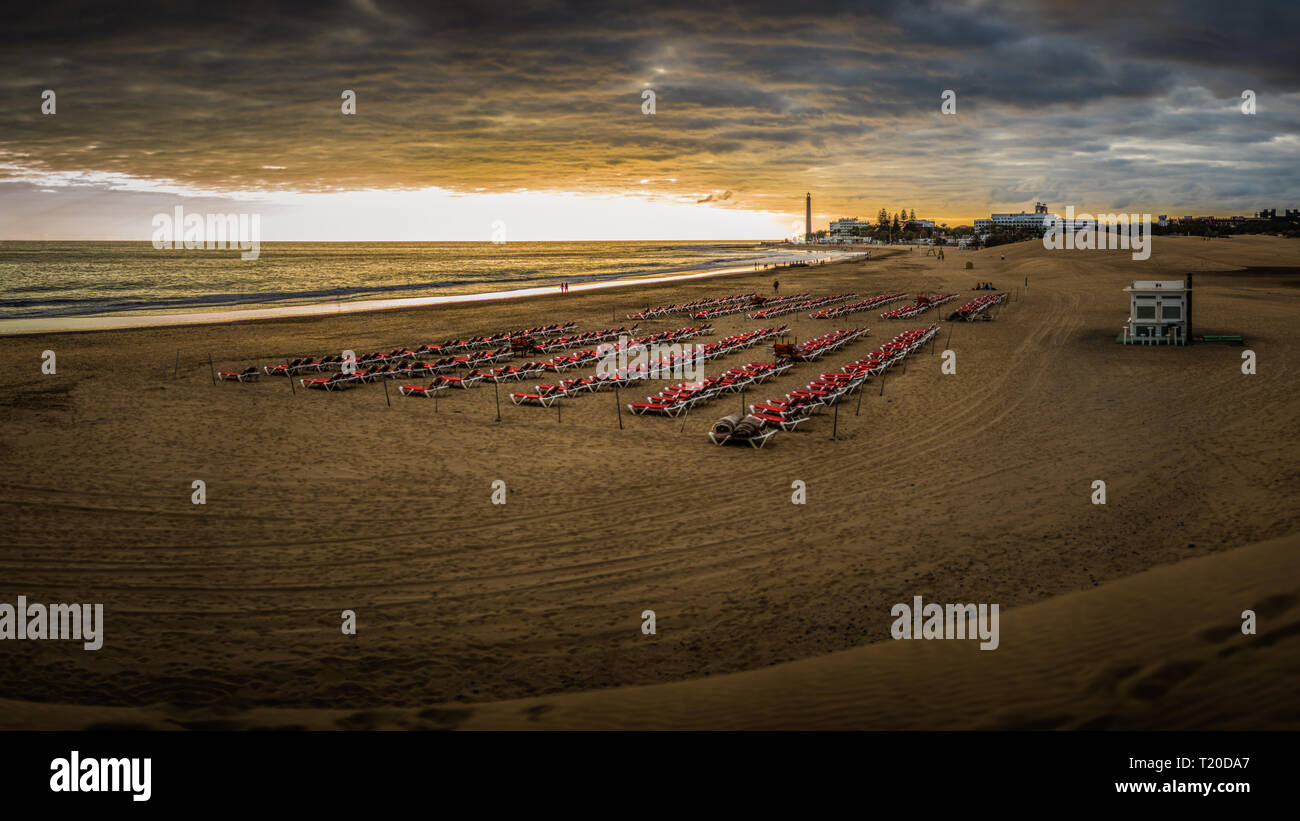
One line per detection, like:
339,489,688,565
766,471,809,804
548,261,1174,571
1,1,1297,239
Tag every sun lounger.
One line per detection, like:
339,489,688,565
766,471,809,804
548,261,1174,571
750,411,809,431
441,373,484,389
218,367,260,383
511,391,561,406
398,380,447,397
301,373,357,391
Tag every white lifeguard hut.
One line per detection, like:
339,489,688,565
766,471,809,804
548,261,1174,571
1121,276,1191,345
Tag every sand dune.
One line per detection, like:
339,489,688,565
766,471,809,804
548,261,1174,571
6,529,1293,730
0,236,1297,729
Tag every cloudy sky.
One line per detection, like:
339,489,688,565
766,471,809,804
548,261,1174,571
1,0,1297,240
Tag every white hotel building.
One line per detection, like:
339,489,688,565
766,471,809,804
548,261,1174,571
974,202,1095,236
828,216,937,238
828,217,869,237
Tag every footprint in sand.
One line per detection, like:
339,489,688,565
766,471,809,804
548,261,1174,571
523,704,554,722
1084,662,1141,696
1200,591,1298,655
1126,659,1204,701
1253,592,1298,619
416,707,474,729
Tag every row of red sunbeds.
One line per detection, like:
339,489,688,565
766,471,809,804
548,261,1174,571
690,292,811,320
626,361,793,417
530,325,715,372
505,343,738,406
507,327,786,406
747,293,856,320
508,326,788,406
283,326,717,392
395,373,495,396
880,293,959,319
627,293,756,320
527,325,640,353
306,346,518,380
415,322,577,354
302,368,494,392
394,326,720,403
709,323,941,448
950,292,1007,320
623,325,867,421
809,293,907,319
834,323,941,379
250,322,577,378
787,327,871,361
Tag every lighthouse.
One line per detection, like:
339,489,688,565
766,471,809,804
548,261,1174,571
805,193,812,243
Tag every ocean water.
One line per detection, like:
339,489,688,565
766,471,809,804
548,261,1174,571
0,241,819,321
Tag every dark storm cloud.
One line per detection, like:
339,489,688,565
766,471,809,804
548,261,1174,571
0,0,1296,223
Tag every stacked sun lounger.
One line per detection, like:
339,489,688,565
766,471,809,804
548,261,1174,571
809,293,908,319
950,292,1007,321
880,293,959,319
627,294,756,320
747,293,856,320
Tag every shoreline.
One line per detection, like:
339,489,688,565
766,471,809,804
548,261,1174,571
0,250,865,337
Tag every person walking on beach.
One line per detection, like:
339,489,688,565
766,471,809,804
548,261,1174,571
773,279,780,295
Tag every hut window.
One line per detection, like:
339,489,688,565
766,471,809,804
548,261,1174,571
1136,305,1156,319
1162,305,1181,319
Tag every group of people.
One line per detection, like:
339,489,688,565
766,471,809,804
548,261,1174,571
972,281,997,290
559,282,570,293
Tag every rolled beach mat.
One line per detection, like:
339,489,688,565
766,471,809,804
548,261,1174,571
713,413,742,435
734,415,765,437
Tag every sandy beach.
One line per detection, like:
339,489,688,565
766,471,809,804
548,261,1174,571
1,236,1297,730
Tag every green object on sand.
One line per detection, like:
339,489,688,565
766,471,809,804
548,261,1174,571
1200,335,1245,343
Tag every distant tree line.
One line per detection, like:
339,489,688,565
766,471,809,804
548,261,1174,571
1152,218,1300,239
